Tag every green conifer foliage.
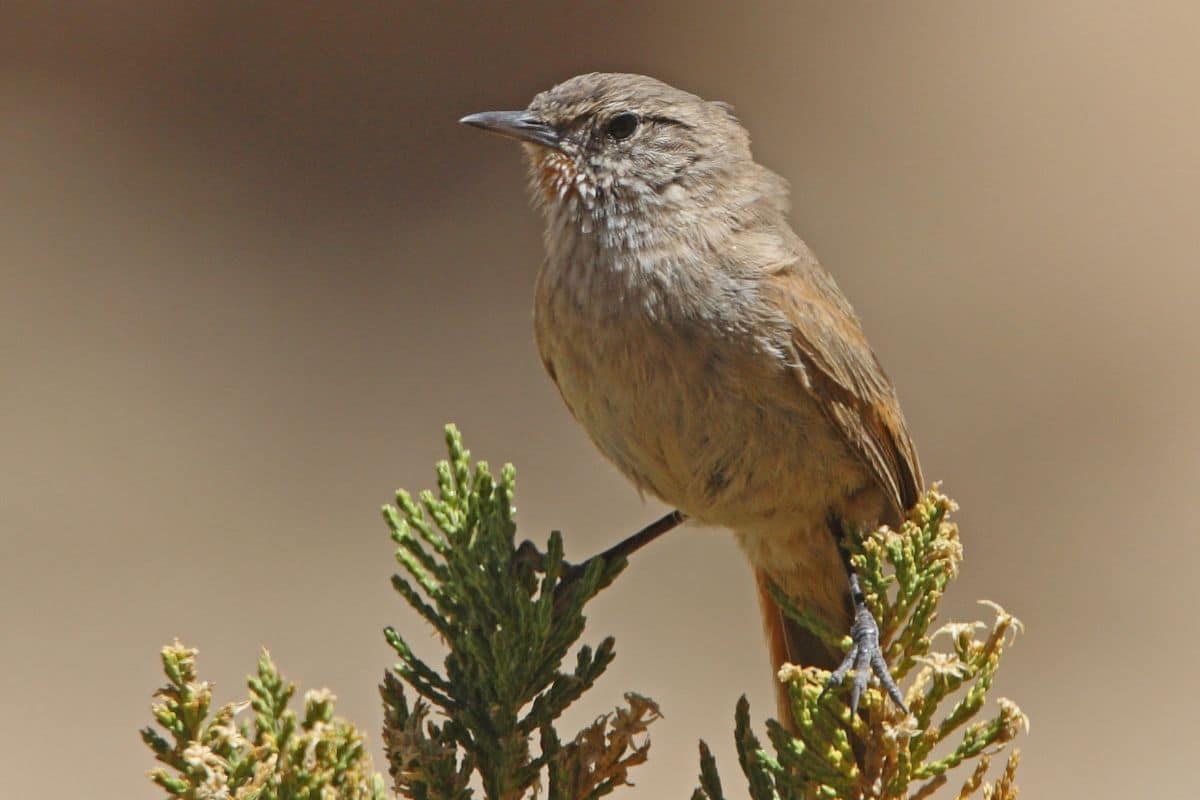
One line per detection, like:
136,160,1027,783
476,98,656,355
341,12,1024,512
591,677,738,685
692,489,1026,800
141,428,1025,800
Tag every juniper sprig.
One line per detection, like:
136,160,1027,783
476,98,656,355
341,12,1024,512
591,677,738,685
693,487,1026,800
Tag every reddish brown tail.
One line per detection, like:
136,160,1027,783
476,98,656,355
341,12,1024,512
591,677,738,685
754,569,847,729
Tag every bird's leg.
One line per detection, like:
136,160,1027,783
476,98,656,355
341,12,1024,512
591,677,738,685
823,572,907,716
561,509,685,583
514,510,687,588
821,515,908,716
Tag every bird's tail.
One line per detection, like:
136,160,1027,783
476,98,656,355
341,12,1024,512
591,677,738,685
754,568,848,729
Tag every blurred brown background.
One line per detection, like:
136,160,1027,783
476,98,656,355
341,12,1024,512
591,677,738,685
3,2,1197,797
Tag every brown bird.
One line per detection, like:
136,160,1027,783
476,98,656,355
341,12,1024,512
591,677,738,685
461,73,921,720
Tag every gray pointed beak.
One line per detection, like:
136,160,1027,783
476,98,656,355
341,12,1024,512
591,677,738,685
459,110,562,150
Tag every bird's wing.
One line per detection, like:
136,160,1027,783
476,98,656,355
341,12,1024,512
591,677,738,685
764,258,923,515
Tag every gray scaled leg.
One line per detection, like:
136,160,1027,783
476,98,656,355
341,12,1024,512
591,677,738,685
824,573,908,716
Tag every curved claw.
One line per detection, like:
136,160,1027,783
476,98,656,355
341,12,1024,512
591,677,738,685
821,572,909,717
821,642,859,704
871,648,908,712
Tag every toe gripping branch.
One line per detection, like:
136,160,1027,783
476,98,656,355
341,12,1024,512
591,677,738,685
823,572,908,716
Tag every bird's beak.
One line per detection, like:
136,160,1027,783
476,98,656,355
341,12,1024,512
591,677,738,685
459,110,562,150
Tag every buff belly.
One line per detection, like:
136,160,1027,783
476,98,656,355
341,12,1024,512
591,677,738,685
534,283,886,629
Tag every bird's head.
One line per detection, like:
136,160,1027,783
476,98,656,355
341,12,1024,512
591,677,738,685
461,73,781,248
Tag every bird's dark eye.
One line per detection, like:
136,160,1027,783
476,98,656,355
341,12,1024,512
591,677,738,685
605,112,639,140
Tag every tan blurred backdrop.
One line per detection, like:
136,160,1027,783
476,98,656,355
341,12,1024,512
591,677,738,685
3,2,1198,797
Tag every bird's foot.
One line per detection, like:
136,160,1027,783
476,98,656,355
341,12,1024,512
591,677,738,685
822,573,907,716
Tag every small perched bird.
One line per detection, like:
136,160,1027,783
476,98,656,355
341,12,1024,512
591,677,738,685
461,73,921,720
